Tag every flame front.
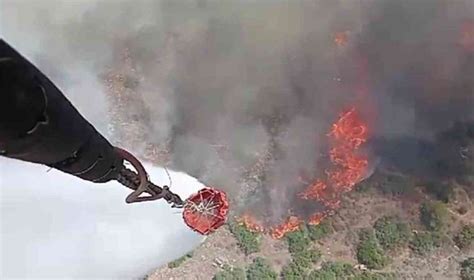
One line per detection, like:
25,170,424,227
300,107,369,205
238,107,369,239
237,214,265,233
270,216,302,239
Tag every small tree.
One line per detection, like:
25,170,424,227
409,231,441,255
356,229,389,269
461,258,474,280
374,216,411,250
292,248,321,268
286,228,311,254
308,220,333,241
167,252,193,268
229,222,261,255
246,257,277,280
213,265,246,280
307,262,355,280
420,201,448,232
455,225,474,250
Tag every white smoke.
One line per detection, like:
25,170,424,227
0,157,203,279
1,0,205,278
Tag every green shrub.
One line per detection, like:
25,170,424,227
352,272,396,280
409,231,442,255
167,252,193,268
356,229,389,269
286,228,311,254
424,181,453,203
420,201,448,231
281,262,306,280
308,220,333,241
213,265,246,280
281,244,321,279
246,257,277,280
461,258,474,280
229,222,261,255
374,216,411,250
307,262,355,280
455,225,474,250
293,248,321,268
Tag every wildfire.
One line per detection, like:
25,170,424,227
237,214,265,233
270,216,302,239
298,180,327,200
460,21,474,52
299,107,368,205
334,31,349,47
239,107,369,239
308,212,326,226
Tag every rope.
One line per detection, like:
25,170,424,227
164,166,172,188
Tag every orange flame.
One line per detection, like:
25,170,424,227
308,212,326,226
239,107,369,239
334,31,349,47
299,107,368,219
270,216,302,239
460,21,474,52
237,214,265,233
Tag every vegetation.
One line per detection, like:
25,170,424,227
281,262,306,280
419,201,448,232
308,220,334,241
308,261,396,280
424,181,453,203
167,252,193,268
213,265,246,280
379,174,414,196
455,224,474,250
352,272,396,280
356,229,389,269
409,231,442,255
286,227,311,254
229,222,261,255
307,261,355,280
374,216,411,250
282,226,321,279
281,248,321,279
461,258,474,280
246,257,277,280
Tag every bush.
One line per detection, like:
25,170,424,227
420,201,448,232
356,230,389,269
455,225,474,250
281,262,306,280
229,222,261,255
246,257,277,280
409,231,442,255
374,216,411,250
213,265,246,280
424,181,453,203
307,262,355,280
293,248,321,268
308,220,333,241
286,228,311,254
461,258,474,280
352,272,396,280
281,245,321,279
167,252,193,268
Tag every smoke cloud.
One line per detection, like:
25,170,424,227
0,157,203,278
1,0,473,275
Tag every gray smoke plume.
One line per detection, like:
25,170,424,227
1,0,473,276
